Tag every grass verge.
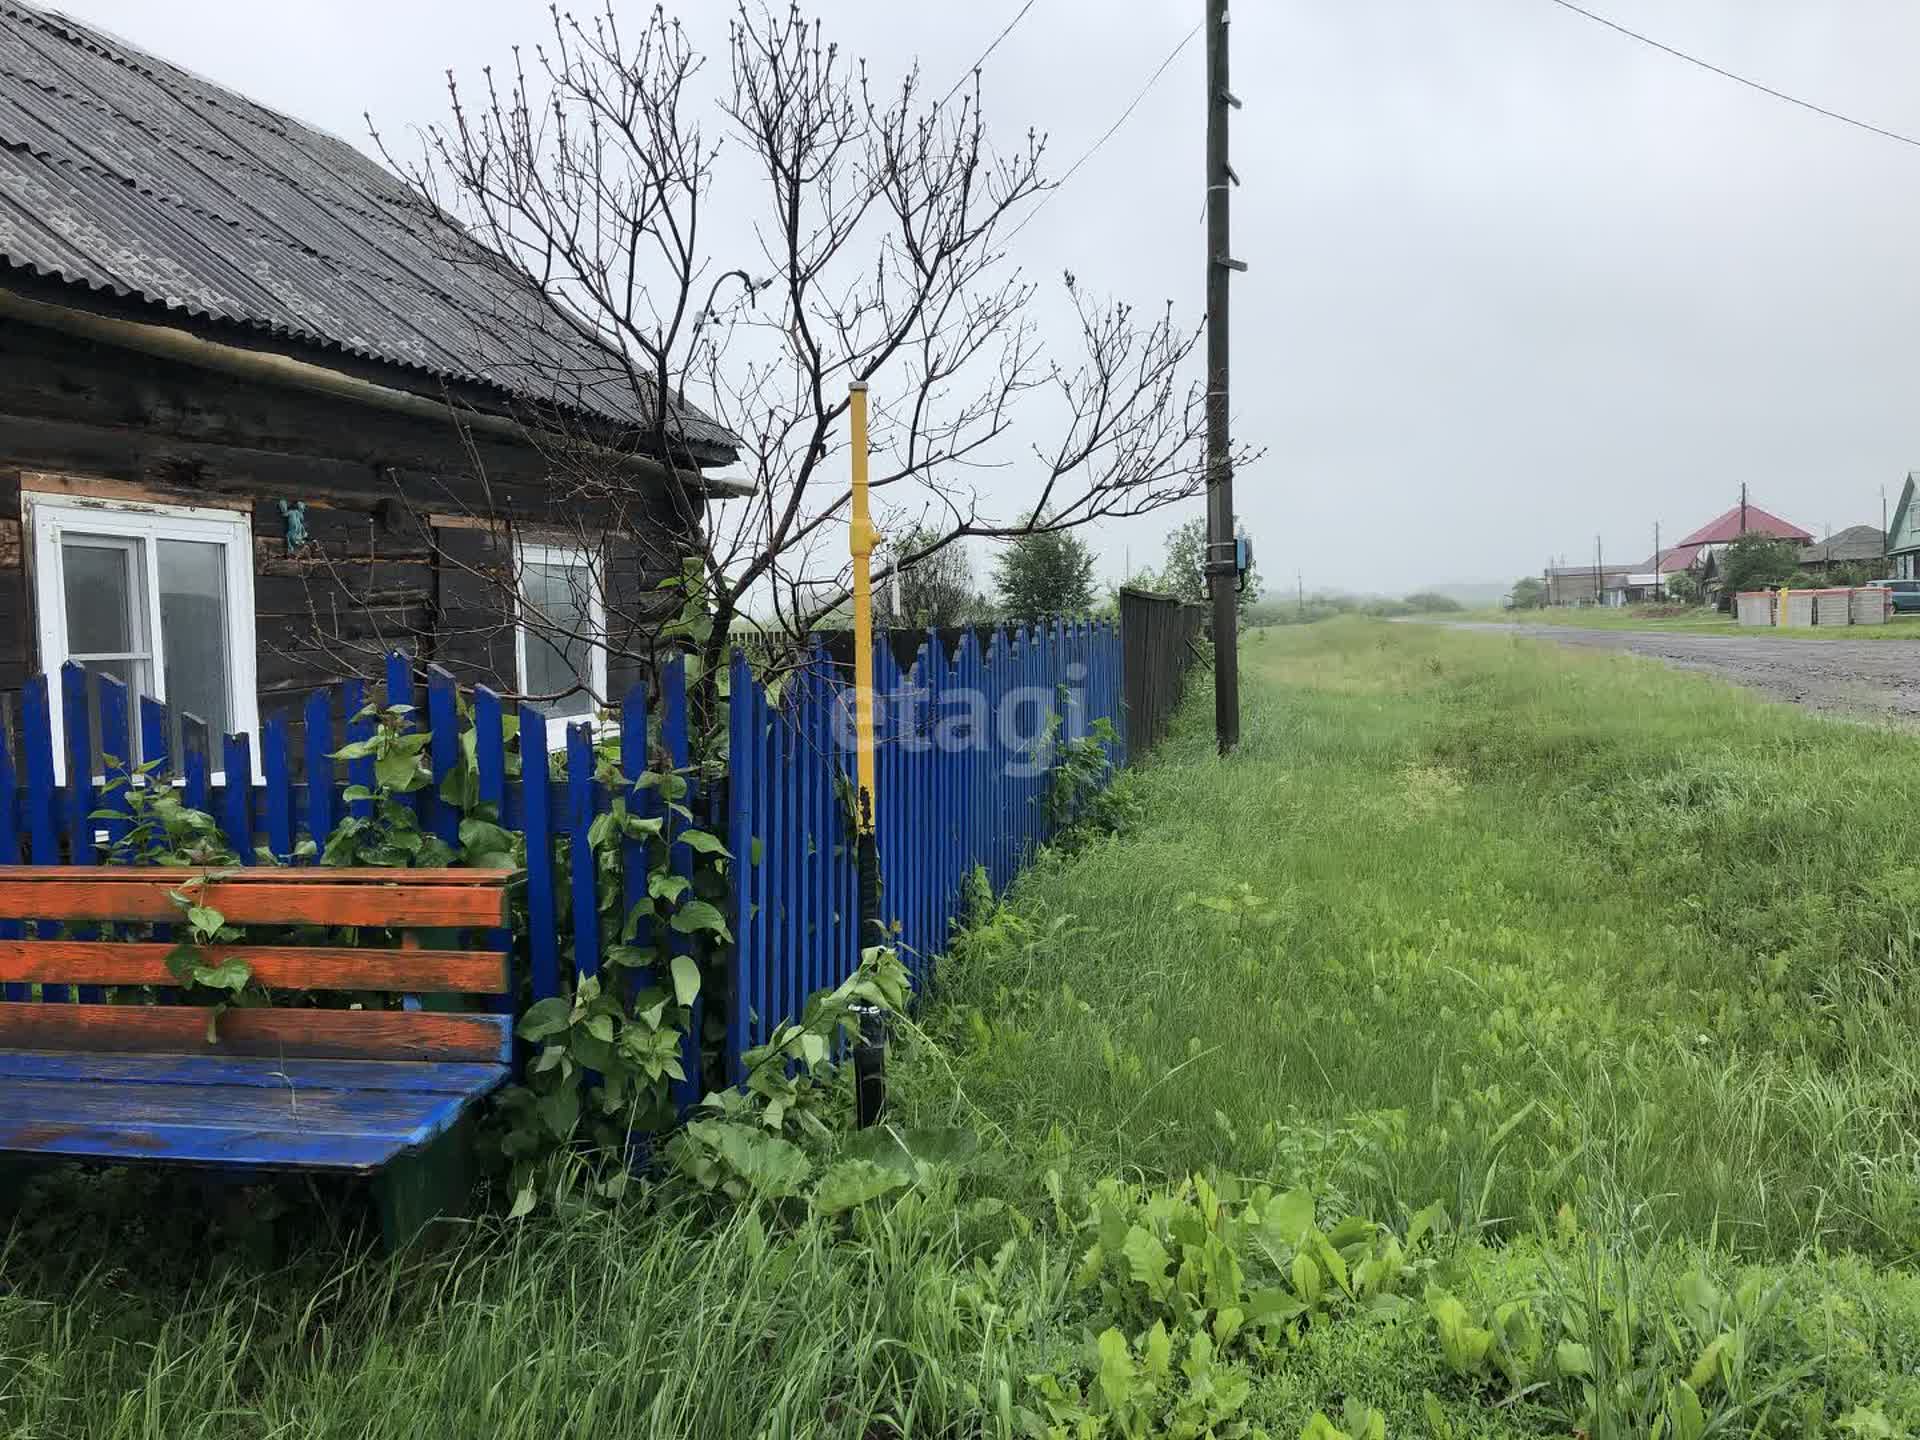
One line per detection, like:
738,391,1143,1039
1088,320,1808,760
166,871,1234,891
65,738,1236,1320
4,619,1917,1437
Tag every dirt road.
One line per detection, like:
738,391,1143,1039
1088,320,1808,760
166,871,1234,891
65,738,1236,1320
1452,623,1920,723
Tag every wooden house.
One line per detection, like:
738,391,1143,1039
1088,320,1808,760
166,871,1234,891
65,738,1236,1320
0,3,740,774
1885,474,1920,581
1798,524,1887,577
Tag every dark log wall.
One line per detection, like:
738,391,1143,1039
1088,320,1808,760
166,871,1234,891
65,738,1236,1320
0,465,26,701
0,315,693,766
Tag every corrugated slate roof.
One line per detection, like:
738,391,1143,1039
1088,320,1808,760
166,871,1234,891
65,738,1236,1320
1800,525,1886,565
0,2,736,454
1676,503,1812,546
1548,545,1711,575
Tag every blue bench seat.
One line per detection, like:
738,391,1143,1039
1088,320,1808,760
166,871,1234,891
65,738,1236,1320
0,1047,509,1172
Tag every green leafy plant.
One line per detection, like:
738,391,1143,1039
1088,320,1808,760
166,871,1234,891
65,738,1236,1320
162,876,263,1042
322,702,457,868
1047,712,1121,830
1018,1170,1428,1440
1016,692,1134,847
94,758,250,868
1070,1173,1444,1353
91,764,265,1038
655,555,716,654
492,731,734,1217
1019,1322,1263,1440
812,1123,980,1217
1178,883,1282,980
666,944,911,1205
1300,1398,1386,1440
1426,1285,1567,1396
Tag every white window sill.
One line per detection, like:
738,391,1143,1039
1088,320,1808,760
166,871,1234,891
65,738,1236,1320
527,711,606,752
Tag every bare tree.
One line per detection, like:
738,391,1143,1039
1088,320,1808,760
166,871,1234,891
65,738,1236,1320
334,2,1242,717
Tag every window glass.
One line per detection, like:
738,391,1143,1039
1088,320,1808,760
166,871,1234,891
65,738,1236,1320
521,558,597,714
158,538,231,741
62,539,141,656
61,538,153,746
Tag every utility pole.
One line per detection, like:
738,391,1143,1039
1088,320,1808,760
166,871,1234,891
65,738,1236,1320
1654,521,1662,600
1296,570,1304,618
1740,481,1749,536
1593,534,1601,607
1204,0,1243,754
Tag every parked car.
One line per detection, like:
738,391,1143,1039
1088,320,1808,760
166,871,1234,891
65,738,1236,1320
1870,580,1920,614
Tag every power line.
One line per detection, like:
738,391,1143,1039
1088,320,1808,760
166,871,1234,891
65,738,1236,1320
941,0,1040,105
1003,22,1202,245
1055,23,1201,191
1544,0,1920,151
796,2,1043,273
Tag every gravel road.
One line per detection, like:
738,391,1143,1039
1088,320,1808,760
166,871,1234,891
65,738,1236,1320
1449,623,1920,723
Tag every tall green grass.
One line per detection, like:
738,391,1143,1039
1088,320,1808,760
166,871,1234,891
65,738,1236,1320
901,620,1920,1259
8,618,1920,1437
0,1189,1074,1439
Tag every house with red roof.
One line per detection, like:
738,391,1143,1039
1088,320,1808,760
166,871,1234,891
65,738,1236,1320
1647,498,1813,599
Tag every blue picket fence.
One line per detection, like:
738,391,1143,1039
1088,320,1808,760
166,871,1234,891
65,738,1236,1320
725,618,1124,1078
0,616,1125,1092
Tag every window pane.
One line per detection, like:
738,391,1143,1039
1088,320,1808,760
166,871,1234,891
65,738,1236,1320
521,560,596,712
158,539,230,741
62,539,141,655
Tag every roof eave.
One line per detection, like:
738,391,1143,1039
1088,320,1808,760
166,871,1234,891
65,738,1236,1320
2,281,756,494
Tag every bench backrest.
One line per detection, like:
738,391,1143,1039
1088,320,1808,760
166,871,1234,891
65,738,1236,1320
0,868,513,1064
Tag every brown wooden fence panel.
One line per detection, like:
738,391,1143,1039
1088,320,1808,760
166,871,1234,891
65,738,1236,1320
1120,588,1208,755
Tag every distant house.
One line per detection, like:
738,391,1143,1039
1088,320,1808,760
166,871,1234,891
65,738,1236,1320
1799,525,1886,575
1653,543,1710,577
1886,473,1920,579
1543,564,1655,607
1542,499,1814,607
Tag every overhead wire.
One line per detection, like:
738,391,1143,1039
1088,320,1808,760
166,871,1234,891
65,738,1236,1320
941,0,1040,105
1002,21,1203,247
1543,0,1920,151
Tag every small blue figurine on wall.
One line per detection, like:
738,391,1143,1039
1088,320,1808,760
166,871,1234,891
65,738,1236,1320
278,499,309,553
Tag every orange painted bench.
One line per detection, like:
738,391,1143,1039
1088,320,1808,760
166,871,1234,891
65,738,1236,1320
0,867,514,1243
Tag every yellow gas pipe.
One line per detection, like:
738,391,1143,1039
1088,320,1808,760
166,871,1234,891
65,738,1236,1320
849,382,878,833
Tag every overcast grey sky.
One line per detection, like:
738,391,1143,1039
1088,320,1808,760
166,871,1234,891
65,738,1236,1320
49,0,1920,594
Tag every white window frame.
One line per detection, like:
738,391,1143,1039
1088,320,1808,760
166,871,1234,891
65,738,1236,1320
514,539,608,742
28,494,260,784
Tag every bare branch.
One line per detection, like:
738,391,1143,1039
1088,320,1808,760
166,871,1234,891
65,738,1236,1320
333,2,1226,711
